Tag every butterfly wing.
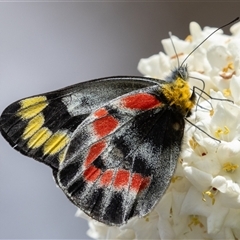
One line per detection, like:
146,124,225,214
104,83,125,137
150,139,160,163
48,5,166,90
57,85,185,225
0,76,159,170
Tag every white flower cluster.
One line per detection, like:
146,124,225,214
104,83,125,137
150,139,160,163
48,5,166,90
77,21,240,239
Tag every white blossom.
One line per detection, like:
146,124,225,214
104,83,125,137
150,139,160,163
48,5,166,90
77,21,240,239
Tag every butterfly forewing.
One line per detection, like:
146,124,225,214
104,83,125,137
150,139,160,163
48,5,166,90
0,77,159,170
57,85,185,225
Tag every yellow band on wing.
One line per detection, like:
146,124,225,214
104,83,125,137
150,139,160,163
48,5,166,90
44,131,70,155
17,96,48,119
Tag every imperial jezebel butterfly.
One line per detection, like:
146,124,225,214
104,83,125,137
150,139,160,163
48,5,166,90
0,18,238,226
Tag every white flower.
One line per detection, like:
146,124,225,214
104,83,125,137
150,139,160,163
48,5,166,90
77,21,240,239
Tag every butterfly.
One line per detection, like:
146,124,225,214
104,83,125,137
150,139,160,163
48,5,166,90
0,68,194,226
0,18,238,226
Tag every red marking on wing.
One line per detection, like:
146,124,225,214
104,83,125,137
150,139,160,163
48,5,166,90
130,173,150,192
84,166,102,182
113,169,130,189
84,141,106,167
121,93,161,110
93,115,118,138
94,108,108,118
100,169,114,187
139,177,150,192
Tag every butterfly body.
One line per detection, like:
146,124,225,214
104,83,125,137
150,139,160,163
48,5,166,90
0,66,195,225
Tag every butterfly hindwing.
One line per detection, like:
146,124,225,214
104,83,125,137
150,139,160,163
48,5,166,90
57,85,185,225
0,76,159,170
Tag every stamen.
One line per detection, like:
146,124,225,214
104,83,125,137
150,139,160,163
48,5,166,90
220,63,235,79
215,126,230,138
222,63,234,72
189,137,208,156
185,35,192,42
144,216,149,222
189,137,199,149
202,187,218,205
210,109,214,116
171,176,183,183
222,162,239,173
223,88,231,97
188,216,204,231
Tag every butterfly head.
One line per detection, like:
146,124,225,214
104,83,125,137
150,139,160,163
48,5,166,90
165,65,189,83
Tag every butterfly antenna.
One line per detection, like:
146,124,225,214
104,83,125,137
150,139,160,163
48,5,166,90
185,118,221,143
169,31,180,69
181,17,239,67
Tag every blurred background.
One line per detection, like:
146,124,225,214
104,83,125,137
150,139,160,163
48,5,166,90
0,2,239,239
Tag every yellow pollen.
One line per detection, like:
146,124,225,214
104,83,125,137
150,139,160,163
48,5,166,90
171,176,183,183
222,162,239,173
223,126,230,134
188,216,204,231
144,214,150,222
189,137,207,156
223,88,231,97
210,109,214,116
185,35,192,42
215,126,230,139
220,62,235,79
189,137,199,149
202,188,217,205
222,62,234,72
